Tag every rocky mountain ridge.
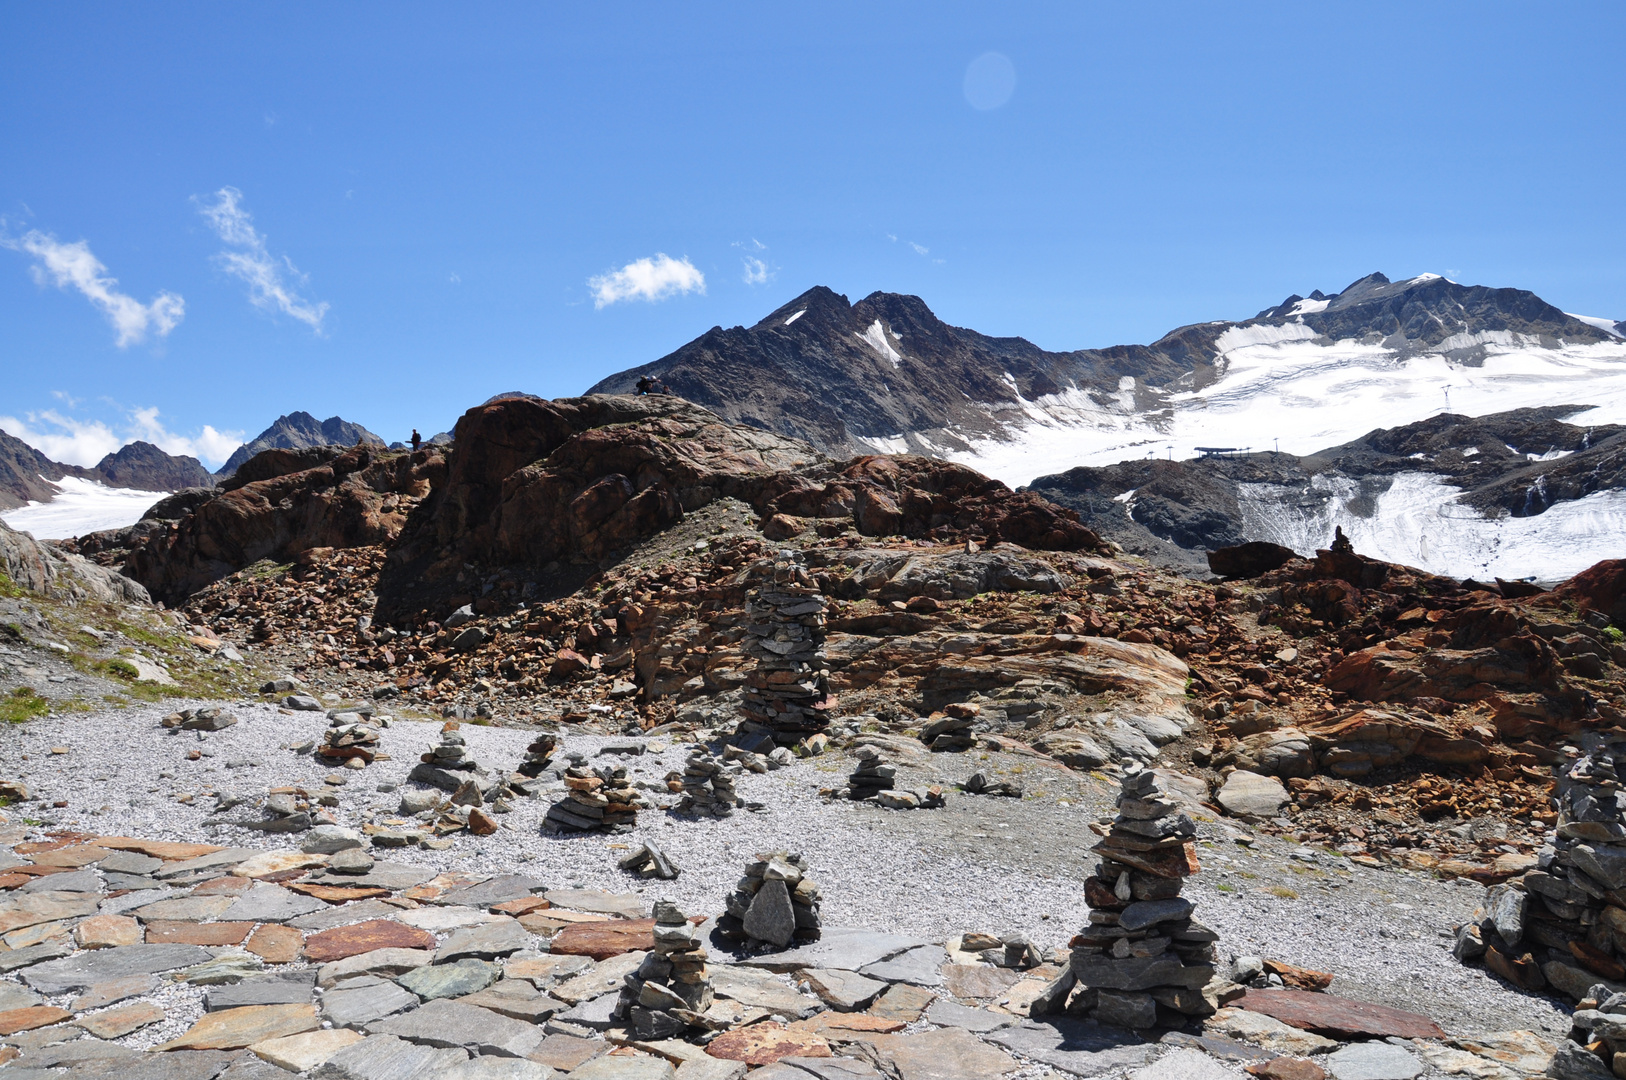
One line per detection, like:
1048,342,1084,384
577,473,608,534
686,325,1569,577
217,411,385,478
588,274,1621,468
0,430,214,511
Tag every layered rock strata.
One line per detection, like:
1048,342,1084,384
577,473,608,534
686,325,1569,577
615,900,713,1038
739,554,832,746
1063,769,1217,1029
719,851,822,949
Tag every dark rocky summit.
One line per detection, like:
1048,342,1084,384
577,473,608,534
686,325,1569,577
217,411,385,477
588,275,1615,459
91,440,214,492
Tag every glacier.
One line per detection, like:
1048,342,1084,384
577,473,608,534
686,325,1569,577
1,476,167,540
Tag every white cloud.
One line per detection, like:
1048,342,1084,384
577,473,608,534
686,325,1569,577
908,241,929,256
589,253,705,309
197,187,329,333
0,405,243,469
0,227,184,347
742,257,772,286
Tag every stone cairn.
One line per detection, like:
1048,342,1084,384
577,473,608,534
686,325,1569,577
738,554,833,747
846,746,895,799
718,851,822,949
408,721,496,794
1059,769,1217,1030
1455,732,1626,1006
921,702,980,751
675,747,741,817
319,708,381,765
545,754,643,832
616,900,713,1038
517,732,558,777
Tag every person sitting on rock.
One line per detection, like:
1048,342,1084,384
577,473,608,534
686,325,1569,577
636,375,654,395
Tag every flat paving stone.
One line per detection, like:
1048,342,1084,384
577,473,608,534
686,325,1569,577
529,1033,609,1071
397,906,505,933
251,1027,368,1072
1205,1010,1338,1057
859,945,947,987
781,1058,884,1080
310,1032,470,1080
70,974,157,1011
800,968,887,1011
444,1057,557,1080
306,920,437,962
543,889,644,919
224,883,329,923
132,895,236,923
245,923,304,963
866,1028,1017,1080
175,952,268,985
318,947,436,988
678,1062,750,1080
985,1018,1157,1076
437,919,534,962
370,997,546,1057
0,942,73,972
437,875,548,909
323,976,422,1028
292,899,403,931
458,980,564,1023
924,999,1017,1033
734,927,924,974
396,958,501,1000
506,953,594,985
568,1056,675,1080
0,982,43,1010
941,964,1021,1000
157,1003,321,1050
22,943,214,993
75,914,144,949
78,1000,166,1038
705,1022,831,1065
553,952,647,1003
19,868,100,893
154,848,259,879
308,861,437,891
710,966,822,1018
1232,991,1446,1041
15,1038,142,1067
0,1005,73,1036
1325,1043,1423,1080
146,919,256,946
551,918,654,960
98,888,177,917
556,992,620,1030
206,971,319,1011
98,850,163,876
867,983,935,1022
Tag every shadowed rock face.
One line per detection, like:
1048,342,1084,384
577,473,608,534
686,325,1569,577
116,394,1104,612
92,441,214,492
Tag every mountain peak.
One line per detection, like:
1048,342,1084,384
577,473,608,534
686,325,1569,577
217,412,385,477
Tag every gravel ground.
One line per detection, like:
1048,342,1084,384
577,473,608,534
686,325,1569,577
0,698,1572,1049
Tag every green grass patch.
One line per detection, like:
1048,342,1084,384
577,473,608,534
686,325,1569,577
104,658,140,680
2,687,50,724
1265,885,1299,899
0,570,23,598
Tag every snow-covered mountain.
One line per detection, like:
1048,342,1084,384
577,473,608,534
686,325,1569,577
591,273,1625,579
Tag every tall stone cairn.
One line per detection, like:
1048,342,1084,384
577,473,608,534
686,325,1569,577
1065,769,1217,1029
615,899,713,1039
544,754,644,832
718,850,822,949
1455,732,1626,1002
738,553,832,746
675,747,740,817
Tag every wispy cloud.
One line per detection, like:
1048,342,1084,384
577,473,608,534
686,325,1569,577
887,233,945,265
196,187,329,333
0,226,184,347
0,404,243,469
588,253,705,309
733,239,775,286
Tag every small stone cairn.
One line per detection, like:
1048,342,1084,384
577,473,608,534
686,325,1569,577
1058,769,1217,1029
738,554,833,747
409,721,496,794
545,755,643,832
719,851,822,949
675,747,741,817
616,900,713,1038
517,732,558,777
846,746,895,799
1455,731,1626,1004
921,702,980,751
319,708,381,765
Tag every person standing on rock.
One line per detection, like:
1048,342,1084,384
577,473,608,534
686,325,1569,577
410,429,421,452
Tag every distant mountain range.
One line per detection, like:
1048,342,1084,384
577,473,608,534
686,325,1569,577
0,431,213,511
216,412,385,476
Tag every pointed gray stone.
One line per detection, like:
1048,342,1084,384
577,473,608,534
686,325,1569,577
742,879,795,948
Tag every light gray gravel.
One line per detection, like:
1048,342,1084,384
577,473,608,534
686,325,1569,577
0,698,1572,1048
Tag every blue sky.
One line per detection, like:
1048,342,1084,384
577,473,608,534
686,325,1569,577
2,3,1623,467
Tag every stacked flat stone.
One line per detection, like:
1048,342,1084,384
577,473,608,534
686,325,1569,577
616,900,713,1038
407,721,499,795
676,748,740,817
319,709,381,764
1064,769,1217,1030
846,746,895,800
738,554,832,746
545,757,642,832
719,851,822,949
517,733,558,778
1454,732,1626,1003
921,702,980,752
